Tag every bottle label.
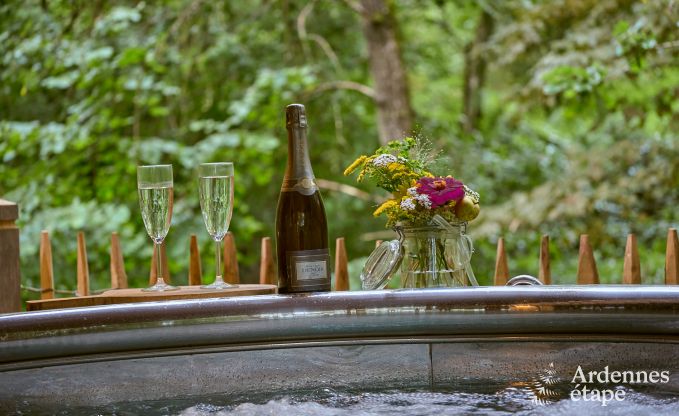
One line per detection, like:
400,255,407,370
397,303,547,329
280,177,318,196
287,248,330,288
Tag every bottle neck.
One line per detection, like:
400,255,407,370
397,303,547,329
282,125,317,195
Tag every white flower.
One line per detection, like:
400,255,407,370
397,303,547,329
372,154,397,167
415,193,432,209
400,198,416,211
407,187,432,208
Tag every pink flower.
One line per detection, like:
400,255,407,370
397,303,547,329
416,176,464,208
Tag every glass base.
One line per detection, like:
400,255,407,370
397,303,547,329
142,283,179,292
200,281,239,290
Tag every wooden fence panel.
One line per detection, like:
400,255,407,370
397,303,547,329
577,234,599,284
538,235,551,285
622,234,641,284
0,200,21,312
494,237,509,286
335,237,349,291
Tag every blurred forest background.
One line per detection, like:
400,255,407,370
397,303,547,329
1,0,677,301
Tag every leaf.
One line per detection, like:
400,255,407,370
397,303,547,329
117,47,147,67
149,106,169,117
85,46,114,63
41,71,80,90
613,20,630,37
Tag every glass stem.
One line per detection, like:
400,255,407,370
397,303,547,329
155,241,165,286
429,237,437,283
215,239,223,283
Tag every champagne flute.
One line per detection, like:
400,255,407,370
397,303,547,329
198,162,238,289
137,164,178,292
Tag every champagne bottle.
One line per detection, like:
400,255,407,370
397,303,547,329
275,104,331,293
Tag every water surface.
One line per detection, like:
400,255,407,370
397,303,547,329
50,384,679,416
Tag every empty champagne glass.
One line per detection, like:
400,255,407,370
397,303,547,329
198,162,238,289
137,164,178,291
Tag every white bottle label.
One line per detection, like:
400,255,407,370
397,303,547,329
287,249,331,289
296,260,327,281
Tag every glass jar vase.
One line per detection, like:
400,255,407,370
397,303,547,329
397,224,476,288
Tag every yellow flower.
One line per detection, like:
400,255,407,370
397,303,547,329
344,155,368,176
373,199,398,217
386,162,407,174
394,171,419,180
392,183,411,200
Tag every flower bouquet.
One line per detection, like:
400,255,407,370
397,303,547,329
344,137,480,288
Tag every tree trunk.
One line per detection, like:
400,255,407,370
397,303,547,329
462,9,494,133
359,0,413,145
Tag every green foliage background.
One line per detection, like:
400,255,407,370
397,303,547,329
1,0,677,304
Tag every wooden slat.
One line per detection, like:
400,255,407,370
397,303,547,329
665,228,679,285
538,234,551,285
259,237,275,285
334,237,349,291
76,232,90,296
622,233,641,284
223,232,240,285
39,231,55,300
110,232,128,289
494,237,509,286
0,199,21,313
0,199,19,221
577,234,599,284
149,242,171,285
188,234,202,286
26,284,277,311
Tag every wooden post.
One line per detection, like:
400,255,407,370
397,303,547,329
494,237,509,286
259,237,275,285
577,234,599,284
188,234,202,286
335,237,349,291
665,228,679,285
149,242,171,285
39,231,55,299
223,232,240,285
538,234,551,285
110,232,128,289
622,233,641,284
0,199,21,313
76,232,90,296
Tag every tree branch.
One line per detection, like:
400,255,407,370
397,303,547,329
342,0,364,14
358,0,413,145
462,9,494,133
308,33,342,73
296,0,316,60
316,179,382,203
170,0,203,38
309,80,376,99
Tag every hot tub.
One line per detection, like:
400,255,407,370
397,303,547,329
1,287,679,413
